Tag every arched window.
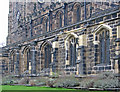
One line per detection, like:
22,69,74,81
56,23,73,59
69,37,76,66
98,29,110,64
73,4,81,23
66,35,77,67
44,44,51,68
41,42,52,69
23,47,31,73
56,11,63,28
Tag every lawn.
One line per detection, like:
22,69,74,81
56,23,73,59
1,85,114,92
1,85,74,90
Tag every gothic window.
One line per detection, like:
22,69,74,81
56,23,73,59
66,36,77,66
41,43,52,69
73,4,81,23
98,29,110,64
23,47,31,72
56,11,63,28
44,44,52,68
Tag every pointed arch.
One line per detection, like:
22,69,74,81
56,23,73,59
94,24,112,38
22,46,30,54
56,10,63,28
65,32,79,41
42,17,48,33
73,3,81,23
22,46,31,73
40,41,52,70
94,24,112,65
65,33,78,66
40,41,52,50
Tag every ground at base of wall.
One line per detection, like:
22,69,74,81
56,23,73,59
1,85,117,92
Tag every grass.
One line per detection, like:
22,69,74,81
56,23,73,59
1,85,74,90
1,85,114,92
